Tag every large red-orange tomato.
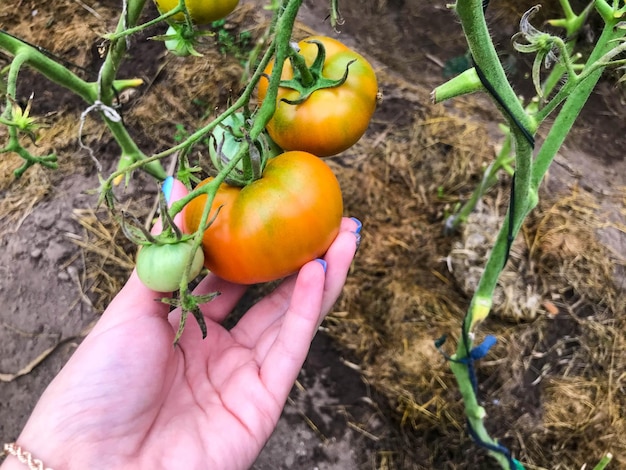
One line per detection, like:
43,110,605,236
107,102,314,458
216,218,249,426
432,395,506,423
184,151,343,284
258,36,378,157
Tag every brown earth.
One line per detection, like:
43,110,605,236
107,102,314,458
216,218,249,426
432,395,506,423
1,1,625,469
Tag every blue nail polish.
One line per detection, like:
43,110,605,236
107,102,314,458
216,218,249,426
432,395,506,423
315,259,328,272
162,176,174,204
350,217,362,234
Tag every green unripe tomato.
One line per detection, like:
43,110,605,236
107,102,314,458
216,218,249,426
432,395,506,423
136,239,205,292
209,112,283,182
164,24,200,57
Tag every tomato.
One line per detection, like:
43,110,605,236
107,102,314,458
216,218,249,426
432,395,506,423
136,239,205,292
209,112,282,182
257,36,378,157
163,24,201,57
154,0,239,25
184,151,343,284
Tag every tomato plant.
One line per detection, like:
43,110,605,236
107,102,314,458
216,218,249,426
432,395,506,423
154,0,240,25
257,35,378,157
136,239,205,292
184,150,343,284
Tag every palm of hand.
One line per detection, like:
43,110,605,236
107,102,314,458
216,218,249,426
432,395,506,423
15,222,358,470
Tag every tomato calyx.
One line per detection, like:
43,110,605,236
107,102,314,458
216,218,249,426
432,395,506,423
120,186,197,271
152,23,211,57
277,39,356,105
209,111,282,187
120,190,185,248
160,291,219,342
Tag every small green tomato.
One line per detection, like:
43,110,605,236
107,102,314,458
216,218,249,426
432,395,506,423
136,239,205,292
164,24,202,57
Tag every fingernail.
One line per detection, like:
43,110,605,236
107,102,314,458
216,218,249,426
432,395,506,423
353,232,361,252
315,258,328,272
350,217,362,234
162,176,174,204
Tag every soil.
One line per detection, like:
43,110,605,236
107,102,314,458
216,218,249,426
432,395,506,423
1,1,625,469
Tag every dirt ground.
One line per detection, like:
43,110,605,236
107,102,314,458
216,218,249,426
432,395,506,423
1,1,625,469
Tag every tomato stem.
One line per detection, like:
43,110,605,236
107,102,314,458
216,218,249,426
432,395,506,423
278,39,355,105
288,44,315,87
329,0,344,32
248,0,302,139
104,5,185,41
167,0,309,340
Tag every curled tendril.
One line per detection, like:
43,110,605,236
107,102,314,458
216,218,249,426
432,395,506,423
512,5,562,99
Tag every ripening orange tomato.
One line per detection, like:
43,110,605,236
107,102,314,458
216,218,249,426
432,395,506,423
258,36,378,157
183,151,343,284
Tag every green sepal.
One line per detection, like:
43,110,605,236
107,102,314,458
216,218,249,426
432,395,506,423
277,40,355,105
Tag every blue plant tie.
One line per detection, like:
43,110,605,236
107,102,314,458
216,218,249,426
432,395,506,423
435,334,497,392
434,334,496,363
436,334,525,468
460,334,496,393
466,419,526,470
469,334,497,359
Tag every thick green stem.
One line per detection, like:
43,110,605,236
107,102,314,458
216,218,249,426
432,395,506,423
0,33,95,103
448,2,538,468
453,0,537,335
560,0,576,19
444,1,626,468
94,0,166,179
455,0,536,336
98,0,146,104
454,1,537,136
288,46,315,87
249,0,303,140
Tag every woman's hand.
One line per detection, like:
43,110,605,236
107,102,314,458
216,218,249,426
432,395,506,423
3,179,361,470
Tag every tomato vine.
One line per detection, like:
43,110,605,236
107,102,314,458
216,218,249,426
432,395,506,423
0,0,381,343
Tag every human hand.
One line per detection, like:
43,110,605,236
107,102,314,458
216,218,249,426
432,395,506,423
2,179,360,470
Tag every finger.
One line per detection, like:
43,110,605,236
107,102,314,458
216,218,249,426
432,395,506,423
340,216,361,233
320,227,360,315
231,218,359,346
228,275,295,349
91,271,170,335
259,260,326,402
